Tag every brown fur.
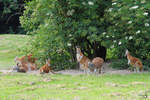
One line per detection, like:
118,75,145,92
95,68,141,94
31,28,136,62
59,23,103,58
40,59,55,74
15,54,37,72
125,50,143,72
91,57,104,73
76,47,91,73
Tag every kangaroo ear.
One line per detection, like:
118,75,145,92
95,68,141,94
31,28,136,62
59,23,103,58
46,59,50,64
14,56,18,62
46,59,48,64
48,58,50,61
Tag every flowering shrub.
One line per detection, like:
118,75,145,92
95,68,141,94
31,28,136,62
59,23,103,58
104,0,150,59
20,0,150,70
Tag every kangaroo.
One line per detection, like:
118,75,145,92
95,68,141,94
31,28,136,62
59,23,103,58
40,58,55,74
125,49,143,72
14,54,37,73
76,47,91,74
88,57,104,74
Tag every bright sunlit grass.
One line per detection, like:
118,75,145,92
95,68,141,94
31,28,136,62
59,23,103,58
0,73,150,100
0,34,30,69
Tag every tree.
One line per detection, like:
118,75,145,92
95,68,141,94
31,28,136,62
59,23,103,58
0,0,29,34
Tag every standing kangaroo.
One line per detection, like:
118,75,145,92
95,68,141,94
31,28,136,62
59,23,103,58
76,47,91,74
125,49,143,72
88,57,104,74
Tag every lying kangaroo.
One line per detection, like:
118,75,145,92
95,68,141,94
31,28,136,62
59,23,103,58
14,54,37,73
40,58,55,74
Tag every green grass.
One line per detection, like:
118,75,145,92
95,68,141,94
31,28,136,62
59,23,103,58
0,73,150,100
0,34,30,69
1,34,150,100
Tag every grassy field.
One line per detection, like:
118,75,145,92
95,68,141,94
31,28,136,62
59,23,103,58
1,34,150,100
0,73,150,100
0,34,30,69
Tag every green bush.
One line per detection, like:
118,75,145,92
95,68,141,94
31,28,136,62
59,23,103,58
104,0,150,59
20,0,112,70
143,60,150,71
20,0,150,70
109,59,128,70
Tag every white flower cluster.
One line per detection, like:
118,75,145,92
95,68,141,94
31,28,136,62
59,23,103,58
69,34,72,37
129,6,139,10
145,23,149,27
128,21,132,24
82,2,86,5
45,23,49,27
102,32,106,35
111,45,114,48
141,0,146,3
136,30,141,34
113,40,116,43
106,35,109,38
88,1,94,5
129,36,133,40
143,12,148,16
112,2,117,5
108,8,113,12
67,43,71,46
67,9,75,16
118,41,122,45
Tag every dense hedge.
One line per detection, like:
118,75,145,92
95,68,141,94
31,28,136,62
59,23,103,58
20,0,150,70
105,0,150,59
20,0,112,70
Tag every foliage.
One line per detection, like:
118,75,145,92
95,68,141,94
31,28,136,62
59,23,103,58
20,0,150,69
20,0,112,69
0,0,29,34
104,0,150,59
109,59,128,69
143,59,150,71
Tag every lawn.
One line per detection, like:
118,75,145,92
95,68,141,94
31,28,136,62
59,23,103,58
0,34,30,69
0,34,150,100
0,73,150,100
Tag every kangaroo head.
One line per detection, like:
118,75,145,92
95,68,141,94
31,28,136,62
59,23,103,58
14,56,22,67
46,58,51,66
76,46,81,54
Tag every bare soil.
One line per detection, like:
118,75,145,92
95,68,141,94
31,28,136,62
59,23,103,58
0,62,147,75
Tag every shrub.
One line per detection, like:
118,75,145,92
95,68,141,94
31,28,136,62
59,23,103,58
104,0,150,59
109,59,128,70
143,60,150,71
20,0,112,70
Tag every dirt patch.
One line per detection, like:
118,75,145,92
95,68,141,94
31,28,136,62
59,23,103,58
0,62,148,75
57,69,83,75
